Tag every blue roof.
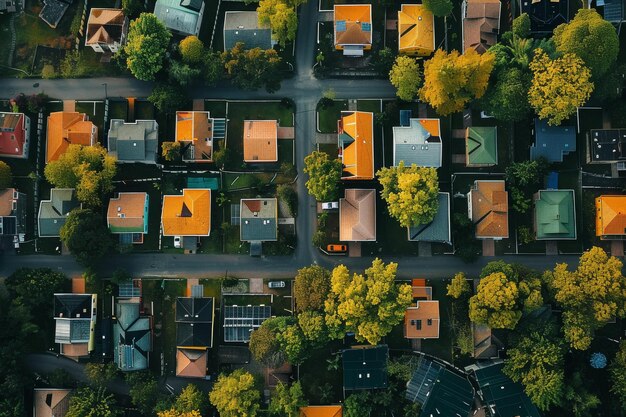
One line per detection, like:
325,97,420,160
336,20,346,31
546,171,558,189
408,193,451,244
530,118,576,162
400,110,412,127
361,22,371,32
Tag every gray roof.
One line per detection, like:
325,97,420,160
393,118,442,168
108,119,158,163
223,11,272,50
408,193,451,244
240,198,278,242
39,0,71,28
114,300,152,371
53,294,94,344
38,188,80,237
530,118,575,162
154,0,203,36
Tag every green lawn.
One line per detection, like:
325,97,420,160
47,101,64,113
205,100,227,118
317,100,348,133
199,278,222,304
357,99,382,114
135,100,155,120
278,140,294,164
108,100,128,121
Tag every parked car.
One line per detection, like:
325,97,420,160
268,281,286,288
174,236,182,248
327,244,347,253
322,202,339,210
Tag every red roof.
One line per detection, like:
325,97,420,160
0,113,27,157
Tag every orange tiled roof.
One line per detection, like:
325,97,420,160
339,189,376,241
86,9,126,46
46,112,97,162
334,4,372,47
162,189,211,236
176,348,207,378
107,192,147,233
404,300,440,339
243,120,278,162
470,180,509,239
340,111,374,180
596,195,626,238
72,277,86,294
300,406,343,417
411,279,433,300
398,4,435,56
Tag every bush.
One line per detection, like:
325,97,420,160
42,64,57,79
0,161,12,189
276,184,297,216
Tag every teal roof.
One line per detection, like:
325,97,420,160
467,126,497,166
535,190,577,240
187,177,219,190
154,0,203,36
408,192,450,243
114,300,152,371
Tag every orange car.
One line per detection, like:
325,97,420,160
327,244,347,253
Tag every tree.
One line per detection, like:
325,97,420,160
553,9,619,78
175,384,208,414
564,371,601,417
269,382,306,417
481,67,532,122
0,161,12,190
447,272,470,299
258,0,297,46
66,386,120,417
294,265,331,312
44,145,117,207
179,36,205,65
124,13,171,81
303,151,341,202
84,363,118,388
377,162,439,228
297,311,328,346
5,268,67,322
148,84,189,114
222,43,283,93
423,0,452,17
389,56,422,101
324,259,413,344
168,60,201,86
420,49,495,115
157,410,201,417
528,49,593,126
276,322,308,363
209,369,260,417
311,229,327,248
162,141,181,162
373,47,396,76
249,318,286,368
469,272,522,329
512,13,531,38
126,372,161,416
452,213,481,263
543,246,626,350
203,51,225,86
344,392,373,417
122,0,143,17
610,341,626,408
276,184,297,216
60,209,114,266
213,147,231,167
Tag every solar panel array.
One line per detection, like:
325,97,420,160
223,305,271,342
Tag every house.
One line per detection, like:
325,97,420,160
154,0,204,36
223,305,271,342
175,111,226,163
114,298,152,371
408,192,451,244
243,120,278,163
596,195,626,240
595,0,625,23
462,0,501,53
161,188,211,237
468,180,509,239
534,189,576,240
393,118,441,168
33,388,72,417
223,11,272,50
39,0,72,28
175,292,214,378
472,322,502,359
397,4,435,57
588,128,626,163
85,8,128,53
0,112,29,158
339,189,376,242
107,119,158,164
0,0,18,13
46,112,97,163
107,192,149,244
342,345,388,392
38,188,81,237
300,406,343,417
466,126,497,167
0,188,26,237
531,118,575,163
467,361,541,417
406,357,474,417
334,4,372,56
54,293,97,359
404,279,440,339
338,111,374,180
520,0,568,34
240,198,278,242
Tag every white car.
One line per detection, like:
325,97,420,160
268,281,285,288
174,236,182,248
322,202,339,210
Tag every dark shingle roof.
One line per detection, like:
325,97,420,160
343,345,388,390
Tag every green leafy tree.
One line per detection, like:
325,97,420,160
0,161,12,189
481,67,531,122
149,84,189,114
222,43,283,93
311,229,327,248
294,265,331,312
5,268,67,321
420,49,495,115
124,13,171,81
249,318,286,368
377,162,439,228
389,56,422,101
553,8,619,78
66,386,120,417
213,147,231,167
203,51,225,86
469,272,522,329
168,60,201,87
373,47,396,76
44,145,117,207
506,159,549,188
269,382,307,417
447,272,471,299
84,363,118,388
564,371,601,417
325,259,413,344
126,372,161,416
303,151,341,201
344,392,373,417
276,322,308,364
423,0,452,17
175,384,208,414
258,0,297,46
543,246,626,350
610,341,626,409
297,311,328,346
209,369,260,417
122,0,143,17
162,141,182,162
179,36,205,65
60,209,114,266
276,184,297,216
512,13,531,38
529,49,593,125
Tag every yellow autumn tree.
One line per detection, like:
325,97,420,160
447,272,471,299
419,48,495,116
528,49,594,126
324,259,413,345
158,410,202,417
469,272,522,329
209,369,260,417
543,246,626,350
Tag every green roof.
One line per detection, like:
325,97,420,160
343,345,388,390
408,192,450,243
535,190,577,240
467,127,497,166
